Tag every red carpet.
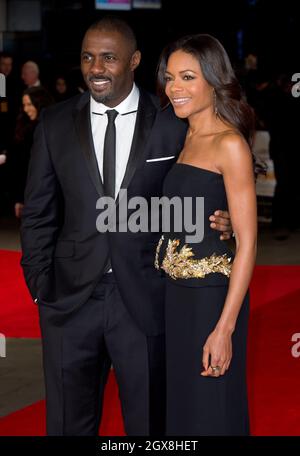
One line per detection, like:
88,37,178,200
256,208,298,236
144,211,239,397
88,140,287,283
0,250,40,338
247,266,300,434
0,249,300,435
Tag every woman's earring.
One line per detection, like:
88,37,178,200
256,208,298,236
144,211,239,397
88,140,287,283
213,89,218,117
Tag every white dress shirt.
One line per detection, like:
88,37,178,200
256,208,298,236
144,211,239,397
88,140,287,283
90,83,139,198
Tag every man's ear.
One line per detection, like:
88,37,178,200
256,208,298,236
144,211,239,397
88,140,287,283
130,50,141,71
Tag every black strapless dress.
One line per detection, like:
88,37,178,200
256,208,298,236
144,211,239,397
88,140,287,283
156,163,249,436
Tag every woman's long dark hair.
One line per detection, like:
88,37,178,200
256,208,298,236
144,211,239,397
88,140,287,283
23,86,54,118
15,87,54,143
157,34,255,147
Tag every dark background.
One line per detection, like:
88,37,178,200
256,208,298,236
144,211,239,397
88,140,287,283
2,0,300,91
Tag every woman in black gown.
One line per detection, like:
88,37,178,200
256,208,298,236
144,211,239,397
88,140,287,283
155,35,257,435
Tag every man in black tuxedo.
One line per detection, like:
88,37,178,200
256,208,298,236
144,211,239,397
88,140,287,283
21,17,231,436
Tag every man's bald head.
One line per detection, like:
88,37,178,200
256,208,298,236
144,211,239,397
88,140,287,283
21,60,40,87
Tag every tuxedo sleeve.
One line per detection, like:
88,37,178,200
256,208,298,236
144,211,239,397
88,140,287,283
20,110,61,299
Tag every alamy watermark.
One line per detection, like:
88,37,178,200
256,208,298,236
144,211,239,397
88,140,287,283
291,333,300,358
291,73,300,98
0,333,6,358
96,190,204,243
0,73,6,98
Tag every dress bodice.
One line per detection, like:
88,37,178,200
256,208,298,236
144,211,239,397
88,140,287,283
155,163,234,287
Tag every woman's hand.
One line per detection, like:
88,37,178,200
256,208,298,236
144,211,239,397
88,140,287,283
201,327,233,377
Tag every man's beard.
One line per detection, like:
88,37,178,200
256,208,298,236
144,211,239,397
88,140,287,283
90,90,114,104
87,76,114,104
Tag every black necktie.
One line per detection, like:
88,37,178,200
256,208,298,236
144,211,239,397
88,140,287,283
103,109,118,199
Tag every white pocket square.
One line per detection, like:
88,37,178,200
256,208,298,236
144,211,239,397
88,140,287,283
146,156,175,163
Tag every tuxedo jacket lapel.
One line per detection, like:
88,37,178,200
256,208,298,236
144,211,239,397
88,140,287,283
73,93,104,197
117,89,157,203
73,90,157,202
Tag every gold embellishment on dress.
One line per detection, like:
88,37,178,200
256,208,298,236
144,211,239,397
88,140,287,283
155,235,164,270
155,237,232,280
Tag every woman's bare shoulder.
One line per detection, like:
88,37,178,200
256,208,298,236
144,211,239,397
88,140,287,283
214,130,252,173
